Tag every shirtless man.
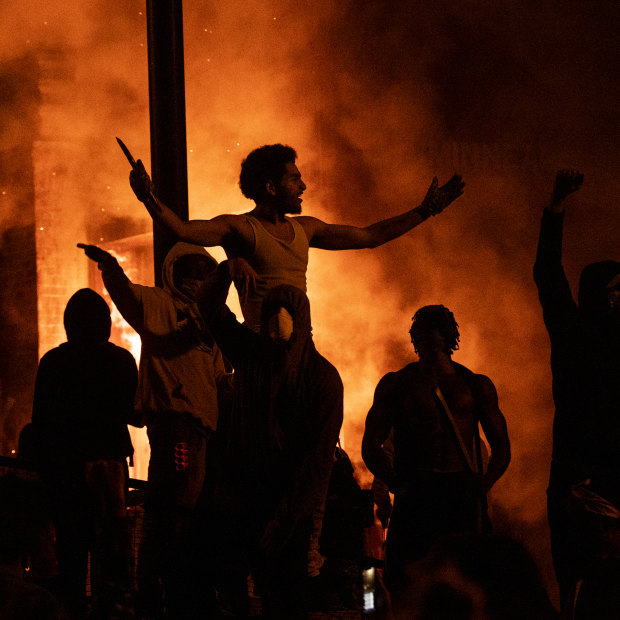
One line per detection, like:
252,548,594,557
361,305,511,598
129,144,465,330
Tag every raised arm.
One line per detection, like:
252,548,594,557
476,374,511,492
546,169,584,215
533,170,583,322
299,174,465,250
77,243,147,332
129,159,252,250
362,373,398,489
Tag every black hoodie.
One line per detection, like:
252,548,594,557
32,289,138,470
534,210,620,496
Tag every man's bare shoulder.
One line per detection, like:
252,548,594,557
211,212,254,236
377,370,399,388
377,363,418,392
454,362,493,388
472,372,496,392
466,372,500,409
450,363,499,408
187,212,253,253
293,215,323,224
292,215,325,237
210,212,250,225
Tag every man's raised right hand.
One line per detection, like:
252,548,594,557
129,159,155,204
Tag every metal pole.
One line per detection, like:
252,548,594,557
146,0,189,286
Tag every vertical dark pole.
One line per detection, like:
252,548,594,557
146,0,188,286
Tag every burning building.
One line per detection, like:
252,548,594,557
1,0,619,605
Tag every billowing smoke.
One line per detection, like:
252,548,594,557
2,0,619,602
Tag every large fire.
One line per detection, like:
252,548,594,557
3,0,620,605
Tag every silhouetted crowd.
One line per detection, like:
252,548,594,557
1,148,618,620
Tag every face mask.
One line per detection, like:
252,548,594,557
179,278,204,300
268,307,294,342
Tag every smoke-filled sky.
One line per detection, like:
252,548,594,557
2,0,619,600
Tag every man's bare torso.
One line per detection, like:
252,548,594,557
393,364,478,474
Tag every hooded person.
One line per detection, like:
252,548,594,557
200,284,343,620
533,170,620,610
32,288,138,619
79,241,232,620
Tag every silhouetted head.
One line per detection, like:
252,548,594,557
162,242,221,303
63,288,111,344
409,305,460,356
239,144,302,208
578,260,620,321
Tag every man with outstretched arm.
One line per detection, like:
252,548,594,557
129,144,463,587
128,143,465,331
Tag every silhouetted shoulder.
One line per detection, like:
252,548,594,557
375,371,399,393
473,373,498,397
107,342,137,361
389,362,420,389
374,364,418,400
313,354,343,389
38,347,61,364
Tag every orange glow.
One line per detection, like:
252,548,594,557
6,1,620,604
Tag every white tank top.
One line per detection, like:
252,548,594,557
241,215,309,332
